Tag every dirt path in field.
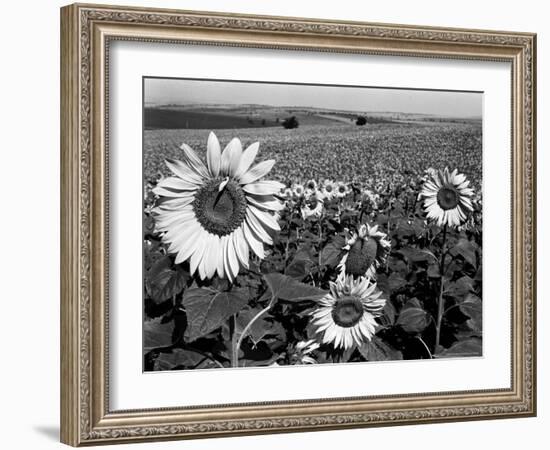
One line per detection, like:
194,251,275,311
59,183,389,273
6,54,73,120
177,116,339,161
314,114,353,124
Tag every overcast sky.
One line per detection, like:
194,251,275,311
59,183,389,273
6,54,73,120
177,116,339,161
145,77,482,118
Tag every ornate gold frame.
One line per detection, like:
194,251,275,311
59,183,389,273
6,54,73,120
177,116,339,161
60,3,536,446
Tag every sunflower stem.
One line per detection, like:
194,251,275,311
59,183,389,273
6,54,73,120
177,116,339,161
416,336,433,359
434,224,448,353
317,212,325,273
386,198,392,237
230,314,238,368
234,295,276,368
284,209,295,268
358,207,366,225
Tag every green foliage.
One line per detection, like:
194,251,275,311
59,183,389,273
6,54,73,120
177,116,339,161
437,338,482,358
182,287,249,342
359,336,403,361
143,123,482,187
144,317,174,349
282,116,299,129
143,124,483,370
235,307,285,346
356,116,367,126
263,273,326,303
145,256,187,303
397,299,430,334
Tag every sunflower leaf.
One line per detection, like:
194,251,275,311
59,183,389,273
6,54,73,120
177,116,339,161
320,237,346,267
396,299,430,334
154,348,216,371
182,287,249,342
388,258,408,275
144,317,175,350
398,247,434,263
458,293,482,332
379,300,397,327
450,238,478,267
285,247,315,280
359,336,403,361
145,256,187,303
236,307,285,345
284,258,313,280
444,275,474,299
388,272,407,292
263,273,326,302
436,337,482,358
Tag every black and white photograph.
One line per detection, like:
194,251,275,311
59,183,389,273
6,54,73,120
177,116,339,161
142,77,483,372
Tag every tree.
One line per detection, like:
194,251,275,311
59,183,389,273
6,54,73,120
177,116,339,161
282,116,299,129
356,115,367,126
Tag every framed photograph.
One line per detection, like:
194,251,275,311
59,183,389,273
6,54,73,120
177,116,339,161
60,3,536,446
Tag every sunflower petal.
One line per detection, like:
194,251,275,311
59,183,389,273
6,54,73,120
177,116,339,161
156,177,198,192
220,138,242,177
234,227,250,269
155,210,195,232
180,143,209,178
155,196,195,211
239,160,275,185
243,222,265,259
174,225,201,264
249,206,281,232
206,132,221,177
242,180,285,196
165,158,204,184
216,236,226,278
246,195,285,212
225,234,239,281
234,142,259,179
189,230,207,276
245,211,273,245
152,186,196,198
198,233,214,280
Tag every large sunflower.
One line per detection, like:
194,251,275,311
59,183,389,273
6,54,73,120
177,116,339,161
339,223,390,278
311,273,385,350
153,132,284,281
419,167,474,227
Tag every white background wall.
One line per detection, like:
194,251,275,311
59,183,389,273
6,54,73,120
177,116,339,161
0,0,546,448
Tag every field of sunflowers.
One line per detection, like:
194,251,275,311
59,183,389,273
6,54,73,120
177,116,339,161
143,122,482,371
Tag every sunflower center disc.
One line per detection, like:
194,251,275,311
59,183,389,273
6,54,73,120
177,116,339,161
193,179,247,236
437,187,459,210
332,296,364,327
307,197,319,208
345,238,378,276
